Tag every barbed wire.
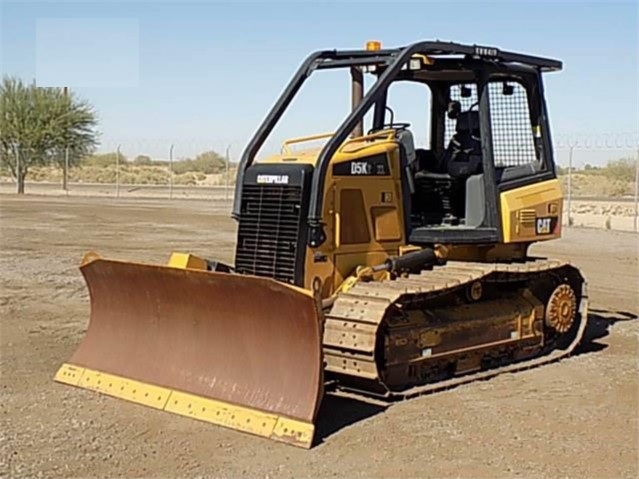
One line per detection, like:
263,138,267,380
97,137,242,160
553,132,638,150
93,132,639,157
4,132,638,160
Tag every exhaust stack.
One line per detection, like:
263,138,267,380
350,66,363,137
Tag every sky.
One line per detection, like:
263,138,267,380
1,0,638,166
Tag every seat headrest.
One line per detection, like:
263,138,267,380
456,111,480,133
396,128,416,164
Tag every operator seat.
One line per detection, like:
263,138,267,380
411,107,484,226
396,128,418,194
441,109,483,178
395,127,419,238
396,128,417,167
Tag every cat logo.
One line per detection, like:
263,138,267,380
536,217,552,235
256,174,289,184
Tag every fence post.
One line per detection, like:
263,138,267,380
14,145,20,194
63,86,69,194
64,146,69,195
225,144,231,202
567,144,574,226
169,144,174,200
116,144,121,198
634,145,638,233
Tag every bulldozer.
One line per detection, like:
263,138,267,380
54,40,588,448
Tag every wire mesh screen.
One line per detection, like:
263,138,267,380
488,81,537,167
445,83,478,144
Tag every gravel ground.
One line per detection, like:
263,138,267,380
1,195,637,479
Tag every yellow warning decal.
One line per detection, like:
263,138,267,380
53,364,314,448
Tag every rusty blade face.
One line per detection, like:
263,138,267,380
66,257,323,432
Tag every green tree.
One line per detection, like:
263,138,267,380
0,76,99,193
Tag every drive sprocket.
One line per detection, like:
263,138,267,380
545,283,578,333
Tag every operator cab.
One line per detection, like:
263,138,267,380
367,62,552,244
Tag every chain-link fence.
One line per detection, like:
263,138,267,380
1,133,638,231
0,140,240,201
553,133,638,232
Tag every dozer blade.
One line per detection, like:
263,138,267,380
54,254,323,448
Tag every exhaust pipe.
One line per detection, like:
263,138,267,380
383,247,438,274
350,67,363,137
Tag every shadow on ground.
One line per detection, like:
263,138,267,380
575,309,638,355
313,393,387,446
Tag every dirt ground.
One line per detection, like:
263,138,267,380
1,195,637,479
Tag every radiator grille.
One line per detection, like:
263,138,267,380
234,184,303,284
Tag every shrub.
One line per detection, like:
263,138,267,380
172,150,227,175
601,158,635,183
82,152,127,168
133,155,153,166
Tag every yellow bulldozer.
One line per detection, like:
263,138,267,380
55,40,588,448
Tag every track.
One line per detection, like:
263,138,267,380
324,258,588,401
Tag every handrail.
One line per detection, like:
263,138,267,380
281,132,334,154
336,129,396,154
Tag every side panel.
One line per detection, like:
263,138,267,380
500,178,563,243
303,140,406,298
303,182,337,298
330,143,406,289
